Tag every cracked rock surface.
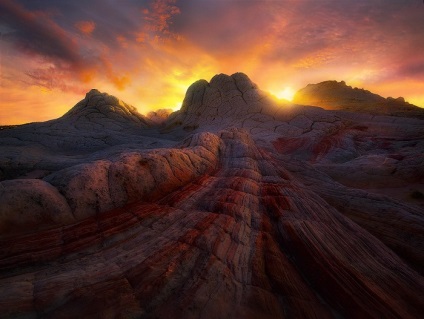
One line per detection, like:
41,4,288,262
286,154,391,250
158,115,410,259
0,73,423,318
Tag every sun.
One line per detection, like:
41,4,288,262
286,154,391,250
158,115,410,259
272,87,296,101
172,102,182,111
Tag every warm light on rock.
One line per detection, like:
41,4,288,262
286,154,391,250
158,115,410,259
0,73,423,318
271,87,296,101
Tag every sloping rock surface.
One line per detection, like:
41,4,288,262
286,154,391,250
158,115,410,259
61,89,150,127
0,73,423,318
146,109,173,125
0,89,175,181
293,80,424,118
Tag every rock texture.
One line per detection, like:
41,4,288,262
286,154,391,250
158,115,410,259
0,73,423,318
62,89,151,128
146,109,173,125
294,80,424,118
0,89,176,181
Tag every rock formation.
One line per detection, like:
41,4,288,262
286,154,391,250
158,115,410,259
62,89,151,127
293,80,424,118
0,73,423,318
146,109,173,125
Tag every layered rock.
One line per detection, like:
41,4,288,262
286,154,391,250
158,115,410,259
0,132,221,237
0,73,423,318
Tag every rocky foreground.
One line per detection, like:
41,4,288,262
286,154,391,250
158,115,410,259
0,73,423,318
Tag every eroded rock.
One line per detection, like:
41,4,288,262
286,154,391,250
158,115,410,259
0,73,423,319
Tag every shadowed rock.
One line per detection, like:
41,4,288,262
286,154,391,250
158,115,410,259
0,73,423,319
62,89,151,127
294,80,424,118
146,108,173,124
0,90,175,181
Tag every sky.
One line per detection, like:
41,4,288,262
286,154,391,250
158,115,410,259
0,0,423,125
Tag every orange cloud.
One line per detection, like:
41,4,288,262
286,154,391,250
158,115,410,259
140,0,181,43
116,35,129,48
110,75,131,91
143,0,180,34
75,20,96,35
1,0,423,126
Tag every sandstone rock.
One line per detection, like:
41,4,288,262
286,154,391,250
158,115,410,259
0,90,177,181
62,89,150,126
0,73,423,318
294,80,424,118
146,108,173,124
166,73,275,132
0,179,74,237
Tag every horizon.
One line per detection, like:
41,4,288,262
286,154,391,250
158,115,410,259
1,74,419,126
1,0,424,125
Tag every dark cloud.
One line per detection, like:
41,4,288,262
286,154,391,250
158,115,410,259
10,0,179,47
1,0,424,125
394,60,424,79
0,0,82,66
174,0,424,70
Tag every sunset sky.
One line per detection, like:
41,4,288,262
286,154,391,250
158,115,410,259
1,0,423,125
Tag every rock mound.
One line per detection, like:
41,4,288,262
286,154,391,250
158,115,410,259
0,132,221,237
146,108,173,124
61,89,151,128
0,90,173,181
0,73,423,318
1,127,423,318
165,73,280,131
294,80,424,118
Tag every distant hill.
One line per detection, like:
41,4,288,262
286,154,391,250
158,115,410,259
293,80,424,118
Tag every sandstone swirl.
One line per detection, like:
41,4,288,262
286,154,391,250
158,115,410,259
0,73,423,318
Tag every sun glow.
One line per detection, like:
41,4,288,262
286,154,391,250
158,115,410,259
272,87,296,101
172,102,181,111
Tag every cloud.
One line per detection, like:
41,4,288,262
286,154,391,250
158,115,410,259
24,67,89,95
75,20,96,35
0,0,81,66
138,0,181,43
1,0,424,125
174,0,273,56
143,0,180,34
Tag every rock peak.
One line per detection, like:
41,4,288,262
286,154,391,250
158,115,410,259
165,72,275,130
208,72,257,92
61,90,150,127
85,88,103,99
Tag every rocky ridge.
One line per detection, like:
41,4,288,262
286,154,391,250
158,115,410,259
293,80,424,118
0,89,176,181
61,89,151,128
0,73,423,318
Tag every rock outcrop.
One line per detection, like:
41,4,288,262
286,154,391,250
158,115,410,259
165,72,280,131
0,89,175,181
293,80,424,118
61,89,151,128
146,109,173,124
0,73,423,318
